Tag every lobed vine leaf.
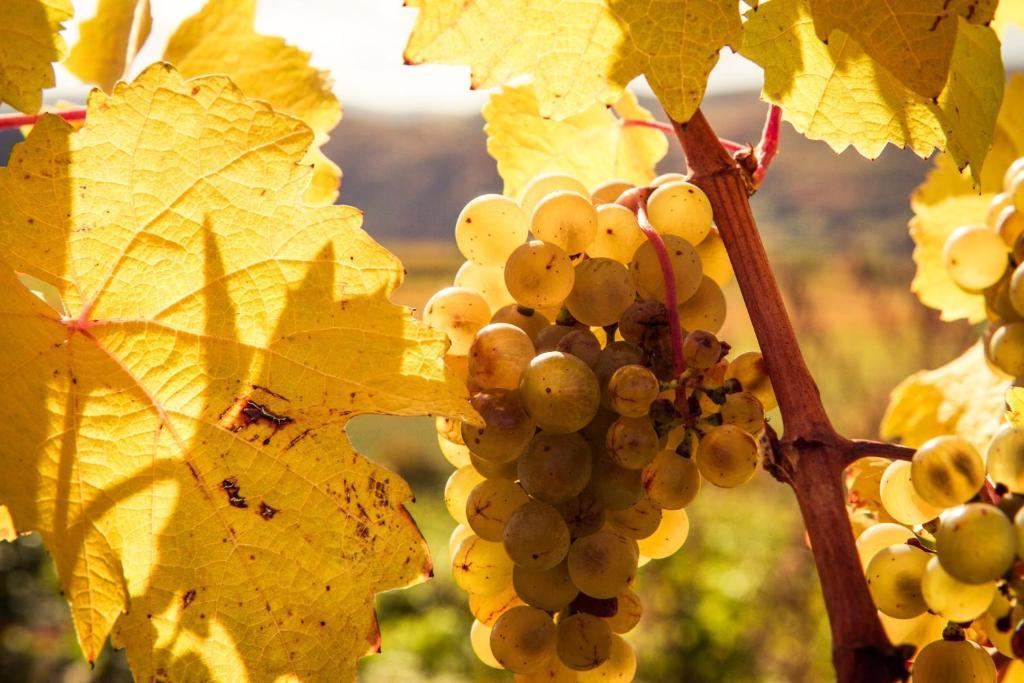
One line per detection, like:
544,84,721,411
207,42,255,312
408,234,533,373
483,85,668,200
740,0,1003,179
403,0,741,123
0,64,471,681
65,0,152,91
164,0,342,206
881,342,1008,451
909,75,1024,322
0,0,73,114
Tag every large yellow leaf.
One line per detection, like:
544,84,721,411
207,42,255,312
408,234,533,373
0,0,73,114
0,63,471,681
880,343,1007,450
65,0,151,91
483,85,668,200
910,75,1024,322
740,0,1003,178
808,0,996,100
403,0,741,123
164,0,342,206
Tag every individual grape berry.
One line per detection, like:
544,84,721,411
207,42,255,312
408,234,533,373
604,588,642,634
637,507,689,559
556,613,613,671
445,466,486,524
505,240,575,310
556,491,608,538
469,323,536,390
682,330,722,370
535,323,579,352
588,447,644,511
630,234,703,304
470,451,518,480
935,503,1016,584
606,415,659,469
646,180,714,245
910,637,997,683
556,328,603,367
990,322,1024,376
607,496,663,539
864,543,930,619
921,555,996,621
455,194,529,266
590,203,646,262
590,180,634,206
462,390,536,464
519,351,601,434
504,500,572,570
438,433,472,468
724,352,777,411
566,257,636,326
470,619,503,668
424,286,492,355
449,523,475,559
854,523,914,569
719,391,765,434
454,260,516,310
987,424,1024,493
879,460,942,526
469,582,525,626
490,606,557,674
696,228,733,285
452,534,514,596
577,635,637,682
642,450,701,509
512,561,579,612
676,276,727,334
466,478,530,541
519,173,589,217
492,304,552,342
607,364,660,417
943,224,1010,291
618,299,669,346
531,190,598,254
517,432,593,504
910,435,985,507
567,530,639,599
595,341,646,406
695,425,759,488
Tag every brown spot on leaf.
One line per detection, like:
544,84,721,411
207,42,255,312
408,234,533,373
259,502,279,520
221,478,248,508
182,589,196,609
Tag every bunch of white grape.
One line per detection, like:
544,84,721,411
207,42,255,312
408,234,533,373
942,155,1024,377
425,172,777,680
846,418,1024,681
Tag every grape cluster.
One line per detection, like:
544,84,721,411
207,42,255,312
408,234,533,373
942,155,1024,376
425,172,776,680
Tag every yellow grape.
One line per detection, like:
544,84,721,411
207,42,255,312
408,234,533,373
935,503,1016,584
696,228,733,285
724,352,777,411
566,257,636,326
642,450,701,509
943,224,1009,291
517,432,593,504
455,260,516,310
607,364,660,418
719,391,765,434
604,589,642,634
469,581,525,626
445,466,486,524
567,530,639,599
462,391,535,464
682,329,722,370
490,606,558,674
424,286,492,355
469,323,536,390
456,193,529,266
990,322,1024,376
505,240,576,310
438,432,472,468
910,435,985,507
676,276,726,334
557,491,608,538
471,619,504,669
577,635,637,682
520,352,601,434
452,534,515,596
987,424,1024,493
910,638,996,683
920,556,995,621
695,425,759,488
646,180,714,245
630,234,703,304
467,478,530,541
556,613,613,671
471,451,519,480
492,304,552,342
519,173,589,217
590,204,646,263
997,207,1024,248
512,561,579,612
436,415,464,444
514,657,579,683
591,179,634,205
504,500,572,570
606,415,659,470
855,522,914,569
636,507,689,559
607,496,663,540
879,460,942,525
650,172,686,187
449,523,475,559
531,190,599,254
864,543,930,619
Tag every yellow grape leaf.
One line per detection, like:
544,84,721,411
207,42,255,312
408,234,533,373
403,0,741,123
0,63,471,680
0,0,73,114
483,85,668,200
880,342,1007,451
808,0,996,100
910,75,1024,322
740,0,1003,178
65,0,151,91
164,0,342,206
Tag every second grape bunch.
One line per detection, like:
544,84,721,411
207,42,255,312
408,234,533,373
426,172,776,681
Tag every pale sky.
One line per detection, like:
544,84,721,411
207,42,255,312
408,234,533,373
55,0,1024,115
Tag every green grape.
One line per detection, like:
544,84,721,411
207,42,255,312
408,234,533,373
446,466,486,524
987,424,1024,492
455,194,530,266
517,432,593,504
1006,157,1024,192
682,330,722,370
469,323,537,391
512,561,578,612
910,638,996,683
646,180,713,245
490,605,558,674
864,543,930,618
630,234,703,304
556,491,608,538
556,329,603,367
467,478,530,542
455,260,516,311
556,613,613,671
471,451,519,480
462,391,536,464
944,224,1010,291
719,391,765,434
696,228,733,286
577,634,637,682
998,208,1024,249
607,496,662,539
605,589,642,634
566,257,635,326
991,322,1024,376
724,352,777,411
504,500,572,570
910,435,986,507
450,523,475,559
636,507,689,559
879,460,942,526
855,522,914,569
505,240,576,310
535,324,578,353
438,432,472,468
590,203,646,262
568,530,639,599
471,619,503,669
642,450,701,509
531,190,599,254
921,556,995,621
676,275,726,334
469,582,525,625
936,503,1017,583
695,425,758,488
606,415,660,470
519,173,590,217
618,300,668,346
520,352,601,434
492,304,552,343
591,179,634,206
452,534,515,596
607,364,660,418
588,447,645,511
424,286,492,355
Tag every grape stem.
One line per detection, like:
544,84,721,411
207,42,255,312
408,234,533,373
844,439,916,466
0,108,87,129
670,108,908,682
620,118,746,152
753,105,782,187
